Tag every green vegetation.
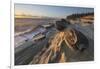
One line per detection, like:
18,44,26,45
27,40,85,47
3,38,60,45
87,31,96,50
66,12,94,20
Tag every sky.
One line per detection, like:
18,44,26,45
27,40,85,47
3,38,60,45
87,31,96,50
15,3,94,18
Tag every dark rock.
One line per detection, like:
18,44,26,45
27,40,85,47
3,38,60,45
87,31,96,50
74,29,89,52
55,19,70,31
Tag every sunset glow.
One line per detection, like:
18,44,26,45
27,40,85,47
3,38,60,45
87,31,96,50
15,4,94,18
